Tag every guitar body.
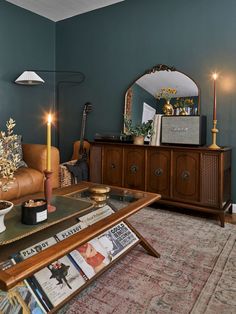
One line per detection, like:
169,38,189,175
71,140,90,161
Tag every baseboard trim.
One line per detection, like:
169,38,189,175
232,203,236,213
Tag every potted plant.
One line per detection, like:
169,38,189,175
0,118,20,233
124,116,154,145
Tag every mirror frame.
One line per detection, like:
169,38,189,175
124,64,200,121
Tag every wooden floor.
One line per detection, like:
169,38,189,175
225,212,236,224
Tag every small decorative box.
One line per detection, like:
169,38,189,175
21,199,48,225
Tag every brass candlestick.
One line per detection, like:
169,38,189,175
44,170,56,213
208,120,220,149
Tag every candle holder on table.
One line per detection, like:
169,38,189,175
44,170,56,213
208,119,220,150
89,186,111,207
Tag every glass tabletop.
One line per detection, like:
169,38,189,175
66,185,149,211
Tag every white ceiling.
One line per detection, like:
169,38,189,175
136,71,199,98
6,0,124,22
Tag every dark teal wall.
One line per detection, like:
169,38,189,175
0,1,55,144
56,0,236,201
1,0,236,200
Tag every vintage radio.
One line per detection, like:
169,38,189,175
161,115,206,145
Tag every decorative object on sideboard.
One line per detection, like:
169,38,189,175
156,87,177,115
150,114,163,146
123,116,154,145
21,199,47,225
0,201,13,233
44,113,56,213
161,116,206,145
174,97,194,115
209,73,220,149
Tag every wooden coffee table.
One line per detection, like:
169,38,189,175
0,182,161,312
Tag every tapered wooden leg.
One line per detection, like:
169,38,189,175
124,220,160,258
219,213,225,228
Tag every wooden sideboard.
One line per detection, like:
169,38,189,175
90,142,232,227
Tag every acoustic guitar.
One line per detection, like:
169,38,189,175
71,102,92,160
65,102,92,183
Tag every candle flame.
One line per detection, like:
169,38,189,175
47,113,52,124
212,73,218,80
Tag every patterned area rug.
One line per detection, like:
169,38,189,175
59,208,236,314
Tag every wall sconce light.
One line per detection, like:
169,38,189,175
15,71,45,85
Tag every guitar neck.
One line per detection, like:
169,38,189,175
79,112,87,154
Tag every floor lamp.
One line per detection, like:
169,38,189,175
15,70,85,212
14,70,85,148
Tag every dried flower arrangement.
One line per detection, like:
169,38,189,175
0,118,20,192
156,87,177,102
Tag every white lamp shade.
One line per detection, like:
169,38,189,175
15,71,45,85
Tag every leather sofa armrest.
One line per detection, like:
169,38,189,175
22,143,60,188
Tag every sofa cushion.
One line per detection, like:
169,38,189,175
0,167,44,201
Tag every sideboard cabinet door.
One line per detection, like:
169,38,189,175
147,149,170,198
90,144,102,183
172,151,200,202
124,147,145,190
102,146,123,186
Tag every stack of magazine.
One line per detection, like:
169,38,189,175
0,205,139,313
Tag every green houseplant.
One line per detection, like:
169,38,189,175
124,116,154,145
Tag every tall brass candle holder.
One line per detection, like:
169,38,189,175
44,170,56,213
209,72,220,150
209,120,220,149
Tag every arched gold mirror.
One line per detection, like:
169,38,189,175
124,64,200,126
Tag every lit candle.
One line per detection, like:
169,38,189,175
212,73,218,120
47,114,52,171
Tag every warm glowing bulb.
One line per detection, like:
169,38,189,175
212,73,218,80
47,114,52,124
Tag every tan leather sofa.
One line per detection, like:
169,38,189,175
0,143,60,201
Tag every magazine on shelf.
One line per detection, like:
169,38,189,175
77,204,114,225
0,259,46,314
69,238,111,278
55,224,110,279
54,221,87,241
97,222,139,260
12,252,52,312
19,237,87,307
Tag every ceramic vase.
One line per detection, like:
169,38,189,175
163,100,174,115
179,107,188,115
0,200,13,233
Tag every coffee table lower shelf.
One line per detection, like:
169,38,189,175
0,183,161,313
